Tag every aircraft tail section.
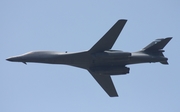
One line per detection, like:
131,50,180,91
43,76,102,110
141,37,172,65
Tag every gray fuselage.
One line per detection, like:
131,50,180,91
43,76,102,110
6,50,167,69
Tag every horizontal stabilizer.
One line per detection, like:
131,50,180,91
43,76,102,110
160,61,169,65
142,37,172,52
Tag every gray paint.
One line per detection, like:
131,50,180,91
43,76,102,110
6,20,172,97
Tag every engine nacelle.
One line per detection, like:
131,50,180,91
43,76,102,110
91,66,130,75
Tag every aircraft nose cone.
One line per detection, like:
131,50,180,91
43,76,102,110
6,57,13,61
6,56,20,62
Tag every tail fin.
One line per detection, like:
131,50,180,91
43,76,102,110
142,37,172,65
142,37,172,52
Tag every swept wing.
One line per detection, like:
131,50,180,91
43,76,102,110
89,19,127,53
88,70,118,97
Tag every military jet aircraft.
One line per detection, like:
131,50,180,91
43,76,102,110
6,19,172,97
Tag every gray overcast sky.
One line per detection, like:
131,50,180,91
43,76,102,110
1,0,180,112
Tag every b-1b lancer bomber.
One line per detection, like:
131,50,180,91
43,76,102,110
6,19,172,97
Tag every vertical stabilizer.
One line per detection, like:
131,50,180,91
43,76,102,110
142,37,172,52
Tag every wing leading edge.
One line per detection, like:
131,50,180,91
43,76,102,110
89,19,127,53
88,70,118,97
